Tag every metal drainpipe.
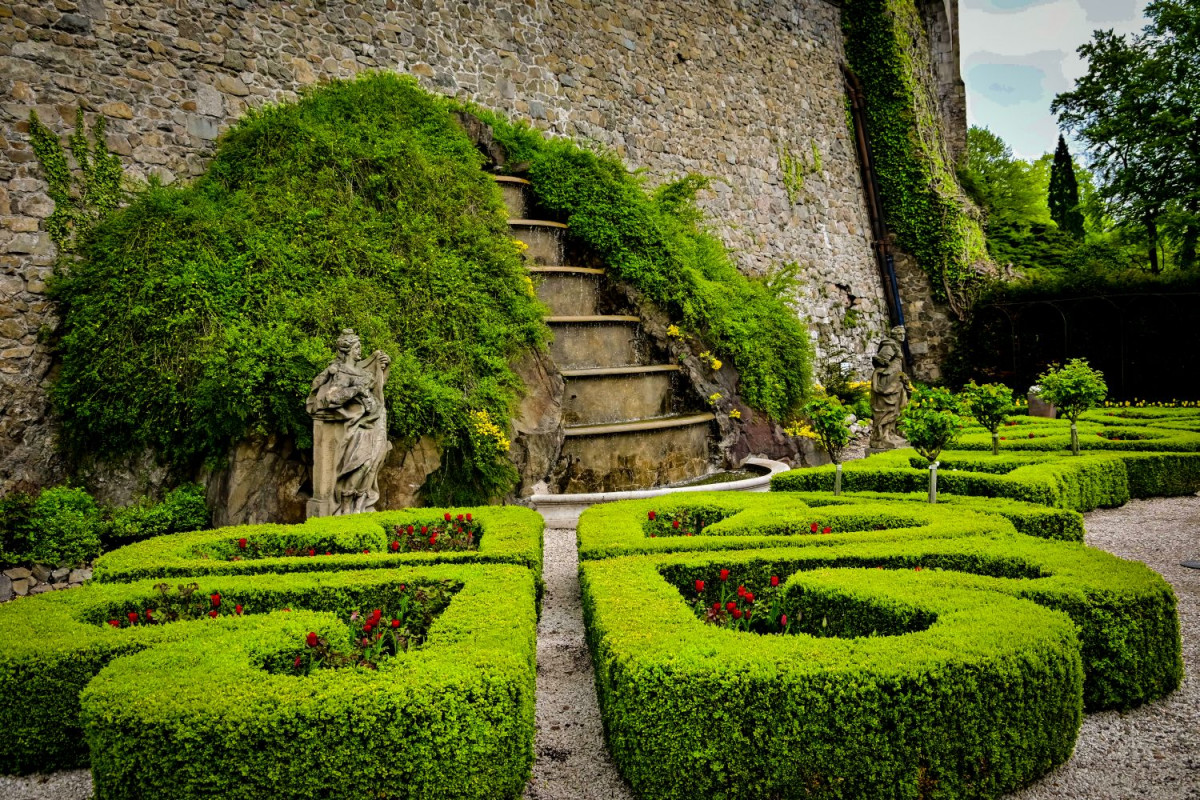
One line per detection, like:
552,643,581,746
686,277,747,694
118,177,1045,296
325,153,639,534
843,66,914,368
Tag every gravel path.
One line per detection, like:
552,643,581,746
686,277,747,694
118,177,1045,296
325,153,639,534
1009,496,1200,800
2,499,1196,799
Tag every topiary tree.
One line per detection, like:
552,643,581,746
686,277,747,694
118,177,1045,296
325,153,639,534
899,387,967,502
799,396,854,494
1037,359,1108,455
961,381,1016,455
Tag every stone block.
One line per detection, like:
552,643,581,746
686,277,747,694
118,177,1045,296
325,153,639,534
11,578,31,596
31,563,53,583
68,568,91,584
3,567,32,581
51,567,70,581
0,574,11,602
29,584,53,594
99,101,134,119
4,232,52,256
214,75,250,96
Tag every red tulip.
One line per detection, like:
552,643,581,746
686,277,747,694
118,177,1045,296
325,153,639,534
444,513,452,522
238,538,247,549
407,525,415,534
420,526,428,535
822,527,831,534
726,601,737,612
363,548,370,554
363,623,373,633
308,548,315,557
648,510,657,521
695,580,705,592
391,540,400,551
144,609,154,621
649,533,656,538
810,522,819,533
457,514,464,522
429,535,437,545
732,608,743,619
712,602,721,612
108,619,120,627
235,604,243,615
294,656,303,668
306,631,319,647
208,610,218,618
745,592,755,603
466,513,472,522
780,614,788,628
737,585,746,597
210,594,220,608
371,609,381,621
914,566,923,572
391,619,400,628
326,551,332,556
672,519,680,529
127,612,138,624
770,576,779,587
719,569,729,581
400,584,406,592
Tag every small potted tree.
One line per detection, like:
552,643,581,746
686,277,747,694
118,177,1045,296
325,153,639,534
962,382,1016,455
798,396,854,494
1036,359,1108,455
899,386,966,503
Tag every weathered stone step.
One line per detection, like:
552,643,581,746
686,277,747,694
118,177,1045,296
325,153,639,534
546,315,646,370
562,412,715,437
509,219,567,265
527,266,605,275
495,175,532,218
562,365,680,426
555,413,715,493
534,269,602,316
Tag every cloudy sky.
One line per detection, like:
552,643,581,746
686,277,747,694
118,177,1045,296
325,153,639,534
960,0,1150,159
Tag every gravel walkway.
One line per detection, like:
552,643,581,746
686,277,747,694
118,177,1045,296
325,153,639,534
2,498,1196,799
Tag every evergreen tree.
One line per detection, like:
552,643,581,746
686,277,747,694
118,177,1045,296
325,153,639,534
1048,135,1085,237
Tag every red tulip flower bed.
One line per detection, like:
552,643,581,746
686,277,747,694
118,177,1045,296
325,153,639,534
291,583,452,673
641,508,733,537
689,569,792,634
386,513,482,553
103,582,246,627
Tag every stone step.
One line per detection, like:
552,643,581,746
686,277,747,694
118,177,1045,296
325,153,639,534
509,219,567,265
546,315,646,370
561,365,680,426
534,269,602,316
495,175,532,218
554,413,716,493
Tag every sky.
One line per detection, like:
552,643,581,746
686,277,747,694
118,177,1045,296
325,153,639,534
960,0,1151,160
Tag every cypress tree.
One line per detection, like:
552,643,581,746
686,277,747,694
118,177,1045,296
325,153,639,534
1048,134,1085,237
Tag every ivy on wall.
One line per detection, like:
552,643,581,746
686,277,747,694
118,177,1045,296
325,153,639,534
843,0,991,319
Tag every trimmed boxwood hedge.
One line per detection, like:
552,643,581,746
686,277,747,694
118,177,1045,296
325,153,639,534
771,448,1200,510
577,493,1181,798
92,506,543,584
0,564,537,796
581,536,1180,799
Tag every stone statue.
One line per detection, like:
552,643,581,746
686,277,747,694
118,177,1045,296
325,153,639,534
868,325,909,451
306,329,392,517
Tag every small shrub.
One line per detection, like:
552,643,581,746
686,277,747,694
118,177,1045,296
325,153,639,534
899,386,967,462
962,381,1016,454
1038,359,1108,455
99,483,210,548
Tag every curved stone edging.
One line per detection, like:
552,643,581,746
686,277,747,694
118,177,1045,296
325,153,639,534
529,457,789,527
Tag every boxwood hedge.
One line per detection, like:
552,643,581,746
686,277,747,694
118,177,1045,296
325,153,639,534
771,449,1200,510
577,494,1182,798
92,506,543,585
0,506,543,798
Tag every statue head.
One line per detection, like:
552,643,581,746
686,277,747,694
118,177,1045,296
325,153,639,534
890,325,906,342
336,329,361,361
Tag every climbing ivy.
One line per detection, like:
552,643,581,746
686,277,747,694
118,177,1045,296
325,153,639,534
842,0,991,318
27,108,124,252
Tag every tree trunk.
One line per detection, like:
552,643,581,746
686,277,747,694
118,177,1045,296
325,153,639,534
1146,218,1160,274
1070,421,1079,456
1181,221,1198,272
991,432,999,456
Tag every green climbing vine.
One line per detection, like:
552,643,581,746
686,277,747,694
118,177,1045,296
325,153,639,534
778,140,823,205
843,0,991,319
27,108,124,252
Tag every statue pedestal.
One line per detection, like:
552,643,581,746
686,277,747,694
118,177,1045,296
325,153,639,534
306,419,346,519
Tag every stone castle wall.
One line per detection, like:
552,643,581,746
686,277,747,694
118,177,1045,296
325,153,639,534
0,0,960,495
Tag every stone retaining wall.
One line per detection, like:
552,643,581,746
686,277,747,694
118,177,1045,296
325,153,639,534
0,0,961,499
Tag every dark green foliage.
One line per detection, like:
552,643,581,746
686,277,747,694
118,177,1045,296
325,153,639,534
48,73,547,502
842,0,989,318
98,484,210,548
507,135,812,420
0,564,538,797
0,487,101,568
1049,135,1085,237
898,385,966,462
0,484,210,568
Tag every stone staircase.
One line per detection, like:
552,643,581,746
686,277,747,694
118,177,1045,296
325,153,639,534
498,176,717,494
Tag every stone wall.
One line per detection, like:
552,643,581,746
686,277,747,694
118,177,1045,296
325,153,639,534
917,0,967,163
0,0,961,499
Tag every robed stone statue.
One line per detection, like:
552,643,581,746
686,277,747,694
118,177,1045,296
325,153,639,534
868,325,909,451
306,329,392,517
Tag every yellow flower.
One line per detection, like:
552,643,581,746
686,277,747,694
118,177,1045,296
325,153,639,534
513,239,529,253
708,392,723,405
784,422,819,441
666,324,684,339
467,409,510,453
729,409,742,419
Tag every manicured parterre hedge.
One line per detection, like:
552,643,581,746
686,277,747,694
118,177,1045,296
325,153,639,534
0,507,544,799
576,490,1182,798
